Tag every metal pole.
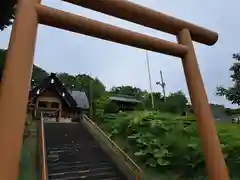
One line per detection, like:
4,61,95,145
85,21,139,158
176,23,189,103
145,51,154,109
177,29,229,180
0,0,41,179
160,70,166,102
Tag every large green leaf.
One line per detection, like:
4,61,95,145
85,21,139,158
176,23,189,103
97,110,240,178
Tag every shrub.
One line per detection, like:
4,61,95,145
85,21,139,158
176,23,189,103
104,101,119,113
225,108,240,116
98,110,240,179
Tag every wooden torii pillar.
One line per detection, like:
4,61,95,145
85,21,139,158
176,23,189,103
0,0,41,180
0,0,229,180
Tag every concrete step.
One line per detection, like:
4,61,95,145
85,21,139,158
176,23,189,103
44,122,127,180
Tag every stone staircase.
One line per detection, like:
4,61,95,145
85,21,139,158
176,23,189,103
44,122,128,180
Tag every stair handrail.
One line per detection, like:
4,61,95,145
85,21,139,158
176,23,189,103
40,112,48,180
83,115,143,179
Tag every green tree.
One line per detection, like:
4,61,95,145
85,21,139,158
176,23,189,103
57,73,106,100
94,92,111,120
143,91,188,114
0,49,48,85
95,93,111,110
144,92,164,109
0,0,16,31
166,91,188,114
0,49,7,80
110,85,144,99
77,74,106,118
31,66,48,86
216,53,240,105
57,73,82,89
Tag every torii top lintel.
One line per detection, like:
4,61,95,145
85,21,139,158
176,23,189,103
63,0,218,46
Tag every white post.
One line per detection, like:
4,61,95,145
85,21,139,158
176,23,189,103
145,51,154,109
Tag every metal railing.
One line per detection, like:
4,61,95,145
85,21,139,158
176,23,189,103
83,115,143,180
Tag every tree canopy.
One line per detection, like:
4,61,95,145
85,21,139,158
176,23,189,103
0,49,49,85
143,92,164,109
31,66,49,85
0,48,189,116
216,53,240,105
166,91,188,114
110,85,145,99
108,85,188,114
0,49,105,104
0,0,16,31
0,49,7,80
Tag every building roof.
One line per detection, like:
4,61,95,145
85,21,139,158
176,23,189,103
69,90,89,109
29,73,89,110
109,95,141,103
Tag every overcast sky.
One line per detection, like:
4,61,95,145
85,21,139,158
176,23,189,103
0,0,239,108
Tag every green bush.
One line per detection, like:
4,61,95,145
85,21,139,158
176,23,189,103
98,110,240,179
225,108,240,116
135,102,145,111
104,101,119,113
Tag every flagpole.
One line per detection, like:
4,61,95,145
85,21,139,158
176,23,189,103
145,51,155,109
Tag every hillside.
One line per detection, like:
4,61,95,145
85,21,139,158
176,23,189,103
97,111,240,179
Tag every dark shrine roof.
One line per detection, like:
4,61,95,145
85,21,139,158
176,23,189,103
109,94,141,103
69,90,89,109
29,73,89,110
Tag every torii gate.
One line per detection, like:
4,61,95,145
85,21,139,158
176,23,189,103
0,0,229,180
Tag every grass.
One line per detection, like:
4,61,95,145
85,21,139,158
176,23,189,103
18,120,39,180
18,112,240,180
97,111,240,180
